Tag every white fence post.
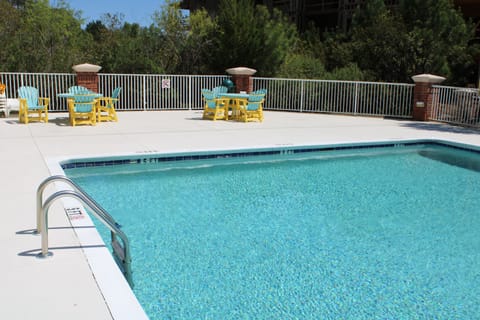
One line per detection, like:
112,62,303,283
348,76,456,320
300,80,304,113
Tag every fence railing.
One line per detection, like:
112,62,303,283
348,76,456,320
1,72,414,118
253,77,414,118
431,85,480,128
0,72,76,111
98,74,226,111
0,73,227,112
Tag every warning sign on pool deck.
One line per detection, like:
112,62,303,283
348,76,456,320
65,207,84,220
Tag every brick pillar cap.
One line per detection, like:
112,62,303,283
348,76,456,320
226,67,257,76
411,73,445,84
72,63,102,73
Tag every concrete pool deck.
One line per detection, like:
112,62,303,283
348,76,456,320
1,110,479,319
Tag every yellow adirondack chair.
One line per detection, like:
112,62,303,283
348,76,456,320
18,86,49,124
68,95,97,126
237,93,265,122
96,87,121,122
202,89,228,121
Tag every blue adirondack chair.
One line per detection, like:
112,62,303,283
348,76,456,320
68,86,93,95
97,87,121,122
68,94,97,126
18,86,49,124
212,86,228,97
251,89,268,95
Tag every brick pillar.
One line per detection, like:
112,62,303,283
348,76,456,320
411,74,445,121
226,67,257,93
72,63,102,93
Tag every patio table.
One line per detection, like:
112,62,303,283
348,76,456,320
57,93,103,99
58,92,103,109
218,93,249,120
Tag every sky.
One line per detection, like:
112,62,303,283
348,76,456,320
51,0,167,26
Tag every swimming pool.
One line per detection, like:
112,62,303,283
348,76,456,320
63,140,480,319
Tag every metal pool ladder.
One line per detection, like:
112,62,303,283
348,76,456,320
36,175,134,288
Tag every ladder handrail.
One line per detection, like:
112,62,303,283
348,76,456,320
36,175,133,287
36,175,118,233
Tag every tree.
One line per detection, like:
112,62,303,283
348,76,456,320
349,0,410,81
152,0,188,74
86,15,126,72
210,0,297,76
0,0,477,85
6,0,25,8
400,0,475,84
180,8,218,74
275,17,368,81
322,31,355,76
0,0,21,70
9,0,92,72
319,0,476,84
277,52,326,79
134,24,168,74
115,23,165,74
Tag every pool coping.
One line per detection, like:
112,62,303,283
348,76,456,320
59,138,480,170
46,158,149,320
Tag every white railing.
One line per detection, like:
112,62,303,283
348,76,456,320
0,72,76,111
1,72,414,118
0,73,227,111
253,77,414,118
431,85,480,128
98,74,226,111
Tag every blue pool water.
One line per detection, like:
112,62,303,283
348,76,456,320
64,142,480,319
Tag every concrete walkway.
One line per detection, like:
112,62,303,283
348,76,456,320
1,110,479,319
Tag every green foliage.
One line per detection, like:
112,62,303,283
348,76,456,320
6,0,25,8
399,0,475,85
152,0,188,74
325,63,366,81
210,0,297,76
0,0,21,69
277,53,326,79
319,0,477,84
322,31,354,74
277,25,327,79
113,23,163,74
180,9,217,74
0,0,477,86
2,0,92,72
85,16,123,72
350,0,411,82
86,13,165,74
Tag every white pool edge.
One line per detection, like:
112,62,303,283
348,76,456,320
47,156,149,320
